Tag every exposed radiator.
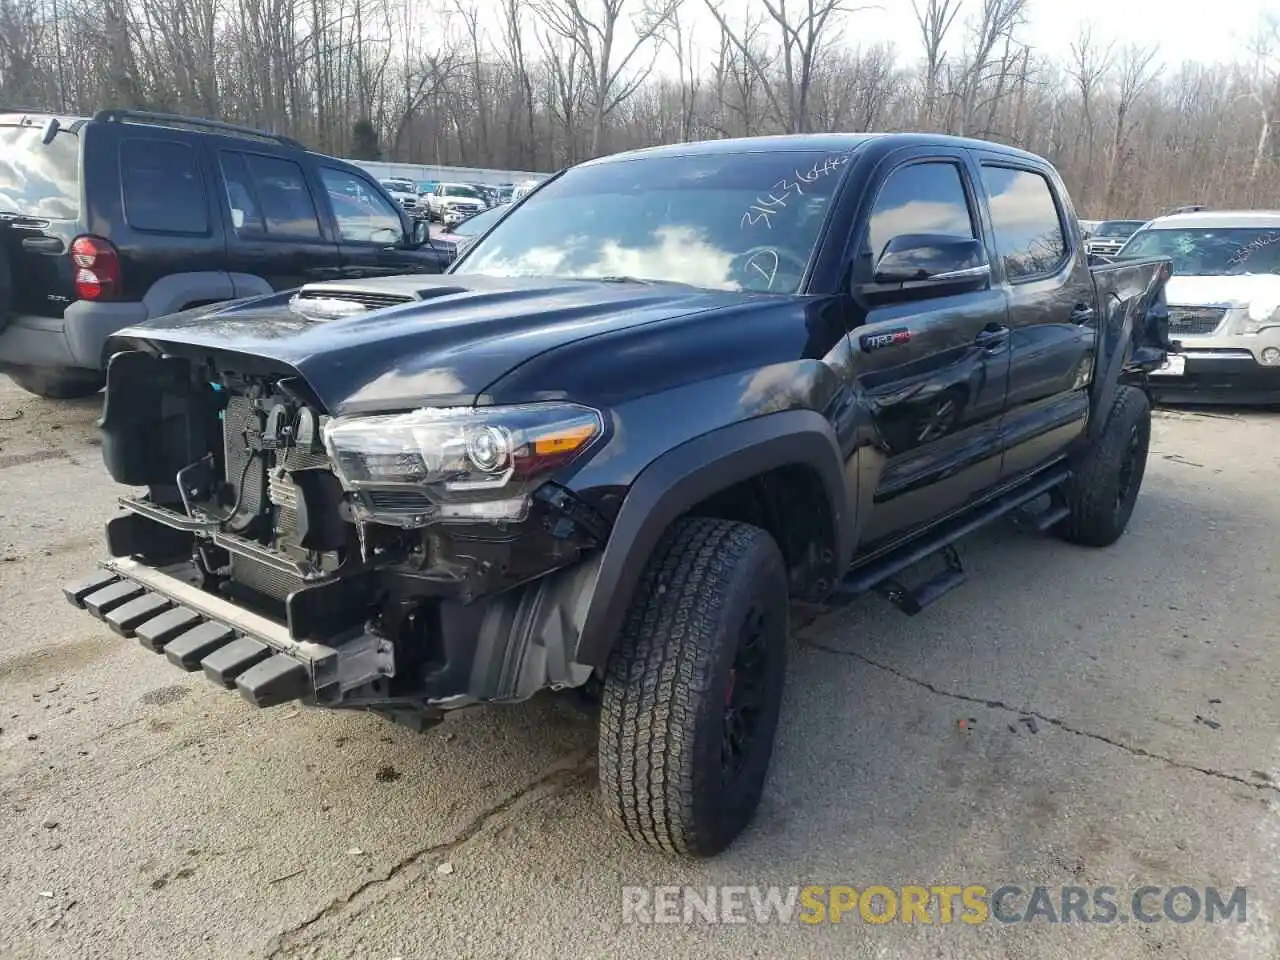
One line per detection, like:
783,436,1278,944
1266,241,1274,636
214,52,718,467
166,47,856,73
223,396,265,518
230,553,305,601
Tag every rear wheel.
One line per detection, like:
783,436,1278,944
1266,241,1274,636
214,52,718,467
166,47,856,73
1053,385,1151,547
6,366,105,400
599,516,789,857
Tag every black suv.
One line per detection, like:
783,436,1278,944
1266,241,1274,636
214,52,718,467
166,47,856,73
0,109,451,399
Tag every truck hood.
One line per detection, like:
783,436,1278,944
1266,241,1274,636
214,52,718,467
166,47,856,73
1165,274,1280,320
110,274,760,416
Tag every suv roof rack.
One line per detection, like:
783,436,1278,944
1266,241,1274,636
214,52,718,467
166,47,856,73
91,109,304,149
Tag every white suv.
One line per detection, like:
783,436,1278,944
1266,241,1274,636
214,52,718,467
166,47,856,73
426,182,487,225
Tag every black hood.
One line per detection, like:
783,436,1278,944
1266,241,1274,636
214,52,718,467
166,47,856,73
109,275,759,416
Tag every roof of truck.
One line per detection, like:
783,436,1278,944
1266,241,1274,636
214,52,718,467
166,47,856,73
583,132,1047,166
1144,210,1280,229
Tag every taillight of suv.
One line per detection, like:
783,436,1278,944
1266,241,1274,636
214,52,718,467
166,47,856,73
70,235,121,300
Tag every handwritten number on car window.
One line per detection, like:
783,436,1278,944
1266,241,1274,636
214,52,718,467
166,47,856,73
740,154,848,229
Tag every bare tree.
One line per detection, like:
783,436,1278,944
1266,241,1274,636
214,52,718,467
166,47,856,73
706,0,871,134
1067,23,1114,205
1104,43,1161,210
533,0,678,156
952,0,1029,135
912,0,962,128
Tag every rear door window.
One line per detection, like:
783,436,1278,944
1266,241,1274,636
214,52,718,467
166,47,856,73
0,125,82,220
221,151,322,239
981,166,1069,280
120,138,209,234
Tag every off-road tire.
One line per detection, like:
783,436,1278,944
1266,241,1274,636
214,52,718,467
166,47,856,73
6,367,105,400
1053,384,1151,547
599,516,789,858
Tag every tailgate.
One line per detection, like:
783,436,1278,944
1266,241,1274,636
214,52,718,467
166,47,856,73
0,119,84,319
1,215,79,319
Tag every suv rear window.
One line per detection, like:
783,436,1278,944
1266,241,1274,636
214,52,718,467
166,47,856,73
0,125,81,220
120,138,209,234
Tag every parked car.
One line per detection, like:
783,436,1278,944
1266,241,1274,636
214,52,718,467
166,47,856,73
1115,209,1280,402
424,182,488,224
1086,219,1147,257
379,178,422,218
0,108,449,399
65,133,1171,859
433,204,505,256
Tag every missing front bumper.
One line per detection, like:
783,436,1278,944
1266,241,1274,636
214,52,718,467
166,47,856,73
62,557,390,708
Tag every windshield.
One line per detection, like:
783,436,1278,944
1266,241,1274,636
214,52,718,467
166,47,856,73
457,151,853,292
381,180,412,194
1095,220,1144,238
444,184,483,200
1118,227,1280,276
0,125,81,219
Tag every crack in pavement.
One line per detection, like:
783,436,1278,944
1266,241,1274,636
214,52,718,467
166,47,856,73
266,748,596,958
800,637,1279,795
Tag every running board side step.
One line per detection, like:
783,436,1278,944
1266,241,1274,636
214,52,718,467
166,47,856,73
830,465,1072,615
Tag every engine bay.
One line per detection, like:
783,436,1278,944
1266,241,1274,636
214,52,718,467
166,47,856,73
96,349,606,632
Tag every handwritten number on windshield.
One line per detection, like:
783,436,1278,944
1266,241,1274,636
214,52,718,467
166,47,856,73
740,155,849,229
1228,232,1280,266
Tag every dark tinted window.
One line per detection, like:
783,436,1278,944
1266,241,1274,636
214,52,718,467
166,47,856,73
238,153,321,239
0,126,81,219
982,166,1068,279
121,138,208,234
219,151,264,235
866,162,975,263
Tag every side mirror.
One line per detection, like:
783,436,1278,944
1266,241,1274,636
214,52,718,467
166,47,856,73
410,219,431,248
872,234,990,286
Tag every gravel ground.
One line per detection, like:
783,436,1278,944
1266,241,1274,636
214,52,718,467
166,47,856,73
0,376,1277,960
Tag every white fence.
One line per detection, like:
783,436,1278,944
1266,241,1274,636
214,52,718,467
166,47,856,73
348,160,547,187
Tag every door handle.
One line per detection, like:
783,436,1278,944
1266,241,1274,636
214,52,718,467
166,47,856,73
975,325,1009,349
1070,303,1095,324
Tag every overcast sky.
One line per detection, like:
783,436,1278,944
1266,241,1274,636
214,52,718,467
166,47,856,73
621,0,1276,69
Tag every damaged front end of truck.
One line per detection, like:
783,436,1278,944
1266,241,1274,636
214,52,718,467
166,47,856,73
64,296,615,727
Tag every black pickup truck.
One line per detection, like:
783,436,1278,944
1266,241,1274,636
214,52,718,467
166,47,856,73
63,134,1173,858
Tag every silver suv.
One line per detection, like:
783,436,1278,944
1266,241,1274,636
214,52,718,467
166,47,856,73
1116,210,1280,402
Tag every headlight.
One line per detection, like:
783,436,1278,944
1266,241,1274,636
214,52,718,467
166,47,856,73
323,403,604,525
1242,304,1280,334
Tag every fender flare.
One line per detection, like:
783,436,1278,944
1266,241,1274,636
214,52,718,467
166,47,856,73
572,409,853,667
142,272,238,319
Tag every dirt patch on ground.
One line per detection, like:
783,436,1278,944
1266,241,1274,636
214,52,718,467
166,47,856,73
0,636,111,684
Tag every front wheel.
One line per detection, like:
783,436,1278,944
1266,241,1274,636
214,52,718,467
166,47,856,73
1053,384,1151,547
599,517,789,857
6,366,105,400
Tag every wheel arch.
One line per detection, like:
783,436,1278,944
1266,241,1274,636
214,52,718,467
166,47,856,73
573,409,853,667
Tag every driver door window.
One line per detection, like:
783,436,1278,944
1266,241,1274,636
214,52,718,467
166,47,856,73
865,161,977,265
320,168,403,244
